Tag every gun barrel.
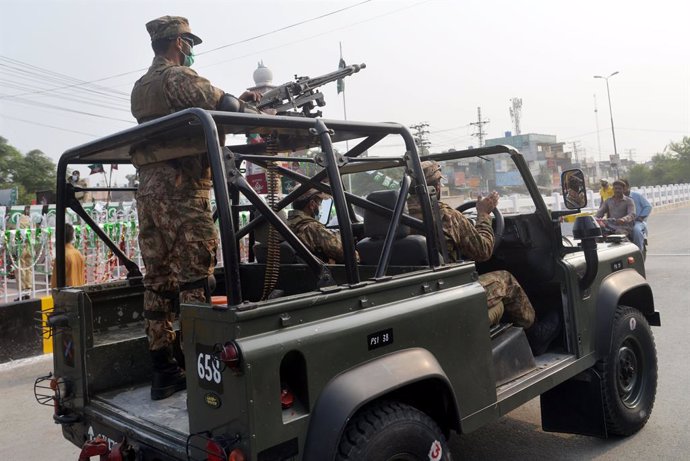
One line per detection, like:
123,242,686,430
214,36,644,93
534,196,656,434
257,63,366,111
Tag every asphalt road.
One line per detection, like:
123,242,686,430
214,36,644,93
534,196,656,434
0,205,688,460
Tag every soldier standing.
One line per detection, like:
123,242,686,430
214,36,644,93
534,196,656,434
409,161,559,355
130,15,261,400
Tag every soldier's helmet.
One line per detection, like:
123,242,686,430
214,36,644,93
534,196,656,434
145,15,202,45
293,188,328,210
421,160,445,185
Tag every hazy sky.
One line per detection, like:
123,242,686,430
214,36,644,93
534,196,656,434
1,0,689,175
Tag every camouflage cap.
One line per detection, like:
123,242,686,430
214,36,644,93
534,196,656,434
421,160,445,184
145,15,202,45
299,188,329,201
293,188,329,209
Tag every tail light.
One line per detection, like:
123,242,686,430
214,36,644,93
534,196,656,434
219,341,242,371
187,432,244,461
206,439,226,461
34,373,70,409
205,437,245,461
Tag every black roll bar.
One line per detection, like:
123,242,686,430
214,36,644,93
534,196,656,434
314,119,359,285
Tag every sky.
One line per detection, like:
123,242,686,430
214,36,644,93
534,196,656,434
1,0,689,183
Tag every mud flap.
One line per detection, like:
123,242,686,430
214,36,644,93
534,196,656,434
540,368,608,438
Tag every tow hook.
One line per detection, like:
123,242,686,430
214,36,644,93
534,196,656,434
78,436,128,461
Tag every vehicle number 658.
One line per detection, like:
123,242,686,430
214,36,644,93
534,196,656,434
197,352,222,384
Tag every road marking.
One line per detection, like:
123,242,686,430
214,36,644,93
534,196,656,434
41,296,54,354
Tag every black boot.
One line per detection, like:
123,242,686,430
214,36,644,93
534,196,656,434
172,333,185,371
150,347,186,401
526,310,561,356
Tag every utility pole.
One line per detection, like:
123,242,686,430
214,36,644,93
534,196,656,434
409,122,431,154
593,94,602,163
571,141,582,164
470,107,489,147
509,98,522,135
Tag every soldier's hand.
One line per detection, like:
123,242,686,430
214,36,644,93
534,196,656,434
238,91,261,102
476,191,499,215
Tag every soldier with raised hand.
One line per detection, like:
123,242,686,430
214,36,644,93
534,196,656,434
288,189,353,264
130,15,262,401
409,160,559,355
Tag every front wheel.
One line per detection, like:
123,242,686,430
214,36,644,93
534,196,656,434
597,306,658,436
336,401,451,461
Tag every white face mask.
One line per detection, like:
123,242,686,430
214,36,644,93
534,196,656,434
72,174,79,181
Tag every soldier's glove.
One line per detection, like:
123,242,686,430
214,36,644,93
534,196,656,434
218,93,260,114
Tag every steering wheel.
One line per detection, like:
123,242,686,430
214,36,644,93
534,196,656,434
456,201,505,252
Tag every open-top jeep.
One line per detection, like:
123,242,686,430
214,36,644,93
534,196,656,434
37,109,659,460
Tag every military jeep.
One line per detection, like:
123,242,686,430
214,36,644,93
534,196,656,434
37,109,659,460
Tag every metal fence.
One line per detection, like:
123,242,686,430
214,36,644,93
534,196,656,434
2,183,688,302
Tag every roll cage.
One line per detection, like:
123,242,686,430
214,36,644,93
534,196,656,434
54,109,546,306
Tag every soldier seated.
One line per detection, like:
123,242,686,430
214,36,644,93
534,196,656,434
287,189,357,264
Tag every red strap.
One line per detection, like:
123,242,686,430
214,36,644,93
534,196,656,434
78,437,109,461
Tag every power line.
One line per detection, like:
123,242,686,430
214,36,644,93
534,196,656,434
197,0,433,71
1,94,134,124
0,1,377,99
0,56,129,100
198,0,374,56
0,114,100,137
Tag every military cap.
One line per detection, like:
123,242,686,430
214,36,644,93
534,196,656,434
145,15,202,45
293,188,328,209
421,160,445,185
299,188,328,202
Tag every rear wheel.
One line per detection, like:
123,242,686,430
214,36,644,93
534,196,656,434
597,306,657,435
336,401,451,461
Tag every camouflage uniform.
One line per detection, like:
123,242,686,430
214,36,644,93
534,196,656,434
409,161,535,328
17,214,33,292
131,18,223,351
287,209,345,264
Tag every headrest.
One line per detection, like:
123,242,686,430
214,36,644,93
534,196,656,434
363,190,410,239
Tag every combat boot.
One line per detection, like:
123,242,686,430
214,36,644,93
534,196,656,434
526,310,561,356
150,346,186,401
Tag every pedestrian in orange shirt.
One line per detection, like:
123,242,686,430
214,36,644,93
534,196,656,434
51,223,85,288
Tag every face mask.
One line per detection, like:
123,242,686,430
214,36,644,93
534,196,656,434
180,38,195,67
182,49,195,67
312,200,322,220
72,174,79,181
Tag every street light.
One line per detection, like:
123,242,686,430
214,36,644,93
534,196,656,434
594,71,620,162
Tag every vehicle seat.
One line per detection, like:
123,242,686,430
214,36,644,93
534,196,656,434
253,241,300,263
356,190,428,266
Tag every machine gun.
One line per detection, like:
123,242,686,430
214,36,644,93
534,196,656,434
256,63,366,117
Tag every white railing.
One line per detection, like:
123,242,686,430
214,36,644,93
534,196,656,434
547,183,690,214
2,183,688,303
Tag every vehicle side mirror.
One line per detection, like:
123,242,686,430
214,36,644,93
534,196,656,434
561,169,587,209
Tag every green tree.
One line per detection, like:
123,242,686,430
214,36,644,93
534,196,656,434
0,136,22,184
665,136,690,183
627,164,650,187
0,137,57,204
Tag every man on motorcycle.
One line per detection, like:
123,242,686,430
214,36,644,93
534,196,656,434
621,178,652,253
595,179,636,237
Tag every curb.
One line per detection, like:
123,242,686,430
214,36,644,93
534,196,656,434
0,296,53,364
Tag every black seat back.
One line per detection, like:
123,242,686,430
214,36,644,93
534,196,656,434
356,190,428,266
